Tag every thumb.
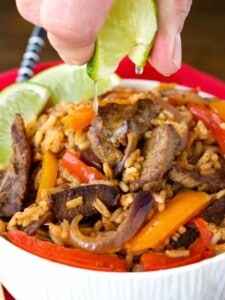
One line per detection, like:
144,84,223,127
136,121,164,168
47,32,95,65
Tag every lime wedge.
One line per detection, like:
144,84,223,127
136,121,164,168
87,0,158,81
0,82,49,166
30,64,120,104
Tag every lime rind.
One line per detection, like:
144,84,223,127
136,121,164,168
87,0,158,81
0,82,50,165
30,64,120,104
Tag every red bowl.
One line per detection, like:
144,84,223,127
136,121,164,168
1,58,225,99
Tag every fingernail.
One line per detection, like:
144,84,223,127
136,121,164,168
172,33,182,70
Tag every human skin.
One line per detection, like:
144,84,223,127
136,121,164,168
15,0,192,76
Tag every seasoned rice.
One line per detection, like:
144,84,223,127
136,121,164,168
2,84,225,273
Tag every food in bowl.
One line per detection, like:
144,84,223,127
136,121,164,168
1,80,225,273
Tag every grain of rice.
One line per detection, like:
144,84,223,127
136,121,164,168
171,232,180,242
124,149,141,168
215,189,225,200
194,120,210,139
33,152,42,161
34,130,44,148
120,193,134,209
74,130,87,146
110,207,123,223
163,110,175,120
200,168,216,177
178,225,187,234
42,130,64,153
122,167,139,183
158,112,168,121
119,181,129,193
158,202,165,212
208,223,225,243
66,196,83,209
93,198,111,218
153,191,166,204
103,162,113,179
49,220,70,245
78,140,90,150
193,141,204,156
113,210,126,224
144,130,152,139
40,115,57,132
38,114,48,126
67,132,75,148
94,220,102,232
61,168,81,186
165,249,190,258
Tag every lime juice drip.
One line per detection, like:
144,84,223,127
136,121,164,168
135,66,144,75
93,81,99,114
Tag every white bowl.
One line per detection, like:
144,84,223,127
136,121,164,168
1,79,225,300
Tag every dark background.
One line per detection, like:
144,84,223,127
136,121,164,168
0,0,225,81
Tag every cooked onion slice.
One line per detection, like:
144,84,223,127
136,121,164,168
114,132,138,176
69,191,154,253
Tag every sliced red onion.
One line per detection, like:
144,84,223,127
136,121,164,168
69,191,154,253
114,132,138,177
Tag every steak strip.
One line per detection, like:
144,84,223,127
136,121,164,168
131,124,181,191
50,184,120,222
0,114,31,217
168,163,225,193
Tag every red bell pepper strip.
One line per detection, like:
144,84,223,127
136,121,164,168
61,150,105,183
140,217,214,271
188,103,225,155
5,230,126,272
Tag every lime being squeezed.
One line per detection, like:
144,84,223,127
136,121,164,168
87,0,158,112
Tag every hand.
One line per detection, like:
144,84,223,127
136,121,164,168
149,0,192,75
15,0,114,65
15,0,192,76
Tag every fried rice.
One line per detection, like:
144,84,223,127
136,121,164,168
1,83,225,272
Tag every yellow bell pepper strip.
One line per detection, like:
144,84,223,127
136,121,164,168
5,230,126,272
208,100,225,122
140,217,214,271
62,106,95,131
61,150,105,183
36,151,58,202
126,190,211,252
187,103,225,156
